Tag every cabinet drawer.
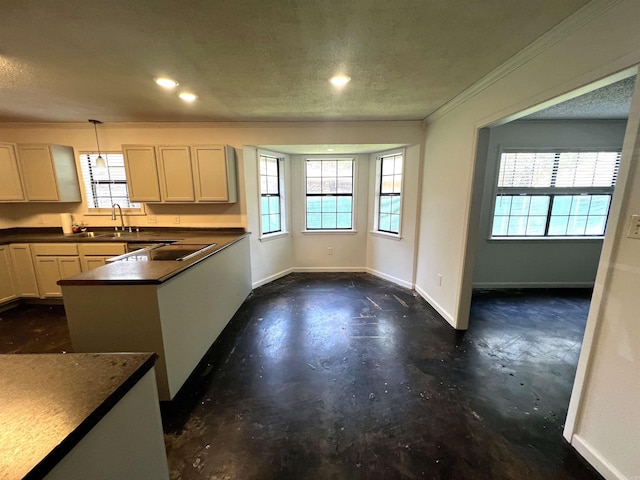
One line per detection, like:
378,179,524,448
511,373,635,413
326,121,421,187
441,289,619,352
32,243,79,256
79,243,126,256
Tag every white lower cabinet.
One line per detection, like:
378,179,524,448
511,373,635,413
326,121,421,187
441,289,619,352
32,244,81,298
9,244,39,298
79,243,126,271
0,246,16,304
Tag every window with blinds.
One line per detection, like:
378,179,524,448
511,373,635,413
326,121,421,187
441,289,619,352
492,151,620,237
259,154,283,235
79,153,140,210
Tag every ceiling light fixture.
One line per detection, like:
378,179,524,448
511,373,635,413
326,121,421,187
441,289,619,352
88,119,106,168
327,148,334,152
178,92,197,102
155,77,179,89
330,74,351,87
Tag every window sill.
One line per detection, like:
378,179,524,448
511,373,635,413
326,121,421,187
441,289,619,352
369,230,402,241
488,236,604,243
259,231,290,242
301,229,358,235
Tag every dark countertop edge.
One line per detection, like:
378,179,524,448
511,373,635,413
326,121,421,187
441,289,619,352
24,353,157,480
0,227,247,245
57,233,251,286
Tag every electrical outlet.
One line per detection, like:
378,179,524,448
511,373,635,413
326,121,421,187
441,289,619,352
328,247,333,255
147,215,157,224
437,274,443,286
174,216,180,224
628,214,640,239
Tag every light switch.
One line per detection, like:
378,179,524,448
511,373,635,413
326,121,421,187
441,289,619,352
628,214,640,239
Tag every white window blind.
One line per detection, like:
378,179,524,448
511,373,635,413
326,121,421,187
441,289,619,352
497,151,620,190
80,153,140,209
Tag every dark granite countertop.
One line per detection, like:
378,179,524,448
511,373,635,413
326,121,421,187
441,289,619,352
57,232,250,285
0,353,156,480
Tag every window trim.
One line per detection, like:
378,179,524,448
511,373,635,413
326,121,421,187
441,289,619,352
78,151,144,216
303,157,357,232
373,150,404,237
490,148,620,239
257,150,287,240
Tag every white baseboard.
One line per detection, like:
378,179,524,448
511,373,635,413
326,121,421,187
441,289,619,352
366,268,413,290
414,285,456,328
252,268,293,289
472,281,594,289
571,434,626,480
291,266,367,273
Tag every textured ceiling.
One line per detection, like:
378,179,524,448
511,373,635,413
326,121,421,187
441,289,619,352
524,76,635,120
0,0,590,123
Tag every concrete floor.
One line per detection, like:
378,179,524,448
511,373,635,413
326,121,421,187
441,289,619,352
0,273,602,479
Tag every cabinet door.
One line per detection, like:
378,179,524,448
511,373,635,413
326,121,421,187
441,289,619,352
59,257,82,279
122,145,161,202
34,257,62,297
0,143,25,201
0,246,16,303
191,145,237,202
16,144,59,201
9,244,39,298
81,257,107,271
157,146,195,202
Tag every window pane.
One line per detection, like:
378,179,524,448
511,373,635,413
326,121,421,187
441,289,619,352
266,158,278,176
529,196,550,216
551,196,572,215
322,178,336,193
492,216,509,236
526,216,546,236
337,197,352,212
307,197,321,212
494,196,512,216
307,178,322,194
507,216,527,235
381,177,394,194
391,197,401,214
570,196,591,215
380,196,392,214
589,195,610,215
337,160,353,177
307,213,321,229
566,216,587,235
548,216,568,236
269,196,280,214
336,177,353,194
337,213,352,229
261,197,270,214
266,177,279,194
394,158,403,175
510,196,530,215
306,161,322,177
322,196,337,211
261,215,270,234
322,160,337,177
379,214,391,231
270,215,281,233
585,216,607,235
322,213,337,229
389,215,400,233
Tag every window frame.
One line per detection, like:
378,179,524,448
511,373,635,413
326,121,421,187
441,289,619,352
373,150,404,237
257,151,286,239
303,157,356,232
78,151,144,215
490,148,620,239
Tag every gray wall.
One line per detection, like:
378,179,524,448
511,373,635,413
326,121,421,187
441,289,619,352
473,120,627,288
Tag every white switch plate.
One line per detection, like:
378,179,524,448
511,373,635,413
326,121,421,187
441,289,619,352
628,214,640,239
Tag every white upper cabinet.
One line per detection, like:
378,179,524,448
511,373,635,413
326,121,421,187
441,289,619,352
0,143,25,201
122,145,161,202
124,144,237,203
192,145,237,203
157,146,195,202
16,144,81,202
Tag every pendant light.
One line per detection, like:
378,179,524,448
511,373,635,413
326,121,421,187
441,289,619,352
88,119,106,168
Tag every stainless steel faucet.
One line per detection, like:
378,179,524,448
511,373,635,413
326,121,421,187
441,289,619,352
111,203,125,231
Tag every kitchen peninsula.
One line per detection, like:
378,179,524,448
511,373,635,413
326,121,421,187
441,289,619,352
58,231,251,401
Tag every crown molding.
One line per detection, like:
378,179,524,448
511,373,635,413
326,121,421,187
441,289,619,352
424,0,624,123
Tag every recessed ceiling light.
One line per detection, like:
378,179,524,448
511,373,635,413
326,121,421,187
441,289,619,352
330,74,351,87
155,77,179,89
178,92,197,102
327,148,334,152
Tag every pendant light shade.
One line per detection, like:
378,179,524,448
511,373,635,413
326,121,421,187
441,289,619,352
88,119,106,168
